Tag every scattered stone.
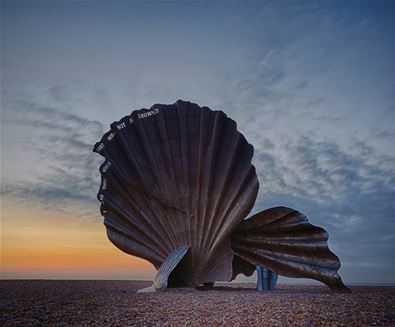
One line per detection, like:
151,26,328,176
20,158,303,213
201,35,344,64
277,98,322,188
0,281,393,326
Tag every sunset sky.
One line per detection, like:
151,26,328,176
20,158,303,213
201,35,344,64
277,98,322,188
1,1,394,283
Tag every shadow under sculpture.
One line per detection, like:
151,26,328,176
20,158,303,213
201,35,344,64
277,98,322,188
93,100,351,293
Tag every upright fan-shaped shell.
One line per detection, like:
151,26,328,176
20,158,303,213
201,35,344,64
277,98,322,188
94,100,259,286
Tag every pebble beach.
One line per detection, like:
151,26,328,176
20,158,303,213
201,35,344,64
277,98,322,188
1,280,394,326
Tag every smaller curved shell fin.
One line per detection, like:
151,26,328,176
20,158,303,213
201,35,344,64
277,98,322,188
231,206,351,293
153,245,190,291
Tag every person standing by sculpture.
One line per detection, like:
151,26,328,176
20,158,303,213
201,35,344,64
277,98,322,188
256,266,278,291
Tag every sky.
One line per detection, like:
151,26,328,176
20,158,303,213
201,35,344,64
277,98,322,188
1,1,394,284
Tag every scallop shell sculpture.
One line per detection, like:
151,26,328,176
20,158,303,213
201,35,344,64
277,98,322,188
94,100,350,293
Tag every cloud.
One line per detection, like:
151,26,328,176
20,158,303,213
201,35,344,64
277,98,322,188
248,130,395,280
2,93,394,248
1,96,104,218
199,5,395,281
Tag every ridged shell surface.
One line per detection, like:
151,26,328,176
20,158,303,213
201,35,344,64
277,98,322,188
231,206,350,292
94,100,259,286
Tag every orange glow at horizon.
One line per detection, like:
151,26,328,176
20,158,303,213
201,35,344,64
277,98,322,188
1,200,155,279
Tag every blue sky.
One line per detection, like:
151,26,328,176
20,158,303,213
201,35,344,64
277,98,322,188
1,1,395,283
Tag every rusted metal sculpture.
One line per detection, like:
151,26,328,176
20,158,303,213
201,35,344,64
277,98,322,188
93,100,350,293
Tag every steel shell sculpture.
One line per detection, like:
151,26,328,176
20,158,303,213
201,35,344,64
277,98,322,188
93,100,350,293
